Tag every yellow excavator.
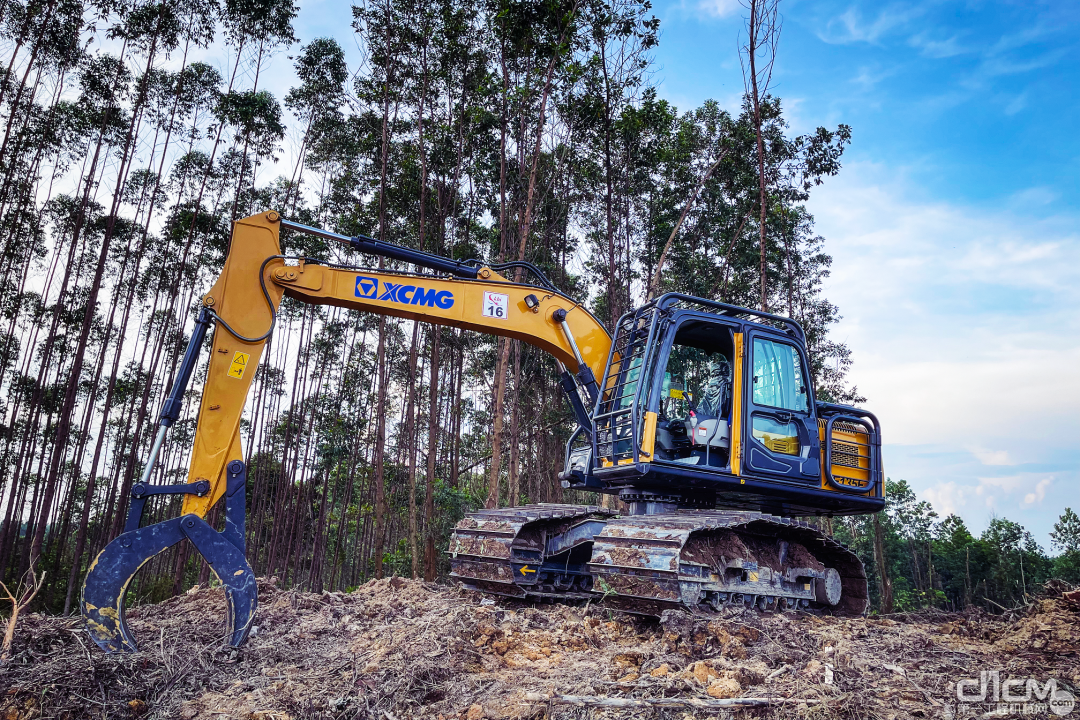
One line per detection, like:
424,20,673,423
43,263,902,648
82,211,883,652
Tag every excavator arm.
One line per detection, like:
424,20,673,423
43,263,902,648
82,211,611,652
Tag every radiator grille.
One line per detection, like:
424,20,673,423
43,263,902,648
831,440,863,469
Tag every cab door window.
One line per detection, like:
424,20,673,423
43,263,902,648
752,338,809,413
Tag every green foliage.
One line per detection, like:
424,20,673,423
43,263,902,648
0,0,997,612
1050,507,1080,553
837,480,1070,614
214,90,286,157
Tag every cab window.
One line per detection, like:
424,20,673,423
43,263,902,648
752,338,809,413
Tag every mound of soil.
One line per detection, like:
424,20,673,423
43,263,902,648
1,578,1077,719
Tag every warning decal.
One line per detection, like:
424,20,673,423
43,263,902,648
228,351,250,379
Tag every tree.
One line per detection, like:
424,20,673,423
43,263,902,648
739,0,779,312
1051,508,1080,583
0,0,877,606
1051,507,1080,553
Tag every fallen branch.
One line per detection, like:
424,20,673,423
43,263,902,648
1,564,46,663
985,597,1032,614
523,692,814,709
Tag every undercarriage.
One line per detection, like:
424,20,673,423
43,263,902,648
449,503,867,616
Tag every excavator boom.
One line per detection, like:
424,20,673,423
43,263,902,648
81,212,611,651
183,212,609,517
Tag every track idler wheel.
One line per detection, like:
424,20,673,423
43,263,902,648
815,567,843,606
82,461,257,653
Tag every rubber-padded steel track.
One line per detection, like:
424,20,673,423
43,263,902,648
451,505,867,617
588,510,867,615
449,503,615,600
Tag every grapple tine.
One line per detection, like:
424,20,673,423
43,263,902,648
81,518,186,652
180,515,258,647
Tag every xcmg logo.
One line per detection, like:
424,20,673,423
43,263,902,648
354,276,454,309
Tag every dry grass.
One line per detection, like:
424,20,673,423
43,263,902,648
1,577,1077,719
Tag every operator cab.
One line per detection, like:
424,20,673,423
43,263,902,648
565,293,884,517
645,307,832,500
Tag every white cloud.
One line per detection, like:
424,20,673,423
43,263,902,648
967,446,1011,467
1004,93,1028,116
978,474,1049,496
920,474,1056,524
850,65,894,91
908,32,967,59
922,481,964,516
1008,186,1058,207
1024,478,1051,505
809,162,1080,453
817,5,922,45
810,163,1080,545
977,50,1066,80
696,0,740,19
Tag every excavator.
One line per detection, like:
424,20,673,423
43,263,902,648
81,211,883,652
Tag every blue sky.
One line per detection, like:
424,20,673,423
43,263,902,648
282,0,1079,548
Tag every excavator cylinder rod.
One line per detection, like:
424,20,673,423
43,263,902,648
278,218,480,279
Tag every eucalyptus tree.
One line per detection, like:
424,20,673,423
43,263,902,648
569,0,656,329
282,37,348,213
350,0,411,578
27,0,208,569
0,0,905,604
480,0,588,510
1051,508,1080,583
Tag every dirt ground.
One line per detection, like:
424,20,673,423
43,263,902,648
1,578,1077,720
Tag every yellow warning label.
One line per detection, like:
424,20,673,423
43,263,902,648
748,571,759,582
228,351,250,379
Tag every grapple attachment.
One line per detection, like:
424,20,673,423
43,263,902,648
82,460,256,653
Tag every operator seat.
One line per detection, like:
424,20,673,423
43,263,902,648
688,353,732,453
698,354,732,418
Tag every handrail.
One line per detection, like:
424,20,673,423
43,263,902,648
653,292,806,342
820,406,882,496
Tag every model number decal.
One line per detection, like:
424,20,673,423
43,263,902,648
482,292,508,319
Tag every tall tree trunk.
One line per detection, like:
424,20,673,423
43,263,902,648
873,511,893,613
371,319,390,579
423,329,440,581
31,5,167,562
507,341,520,507
744,0,775,313
486,10,574,508
600,35,618,329
403,323,421,579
